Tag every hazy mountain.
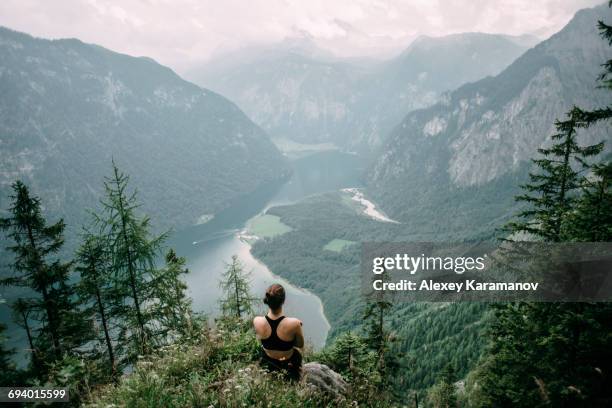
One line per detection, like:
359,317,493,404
186,33,530,151
0,27,288,238
185,42,370,146
352,32,530,150
367,4,612,238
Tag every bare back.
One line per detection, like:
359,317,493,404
253,314,304,360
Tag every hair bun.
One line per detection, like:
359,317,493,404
264,283,285,310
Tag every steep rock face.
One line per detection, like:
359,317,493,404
0,27,288,235
367,4,612,237
187,34,529,151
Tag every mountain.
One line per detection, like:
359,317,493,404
0,27,288,239
351,32,530,150
185,43,370,147
367,3,612,238
186,34,529,151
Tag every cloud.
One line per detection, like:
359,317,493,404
0,0,603,72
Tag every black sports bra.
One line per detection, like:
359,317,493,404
260,316,295,351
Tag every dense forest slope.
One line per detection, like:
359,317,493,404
0,27,288,238
368,4,612,233
187,34,529,151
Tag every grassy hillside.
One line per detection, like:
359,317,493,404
85,319,384,408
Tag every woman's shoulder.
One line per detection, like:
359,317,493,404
252,315,266,327
283,316,303,328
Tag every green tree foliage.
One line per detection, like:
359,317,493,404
362,269,402,392
469,7,612,406
218,255,256,319
567,158,612,242
152,249,194,338
0,181,90,373
94,163,167,359
0,321,19,385
325,331,367,377
75,232,118,378
426,364,457,408
506,111,604,242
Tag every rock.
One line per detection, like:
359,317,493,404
302,362,349,397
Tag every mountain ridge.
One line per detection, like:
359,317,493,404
186,32,530,151
0,25,288,240
367,3,612,231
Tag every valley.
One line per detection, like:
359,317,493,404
165,150,365,350
1,2,611,404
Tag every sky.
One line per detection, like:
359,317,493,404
0,0,604,72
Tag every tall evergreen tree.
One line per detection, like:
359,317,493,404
0,318,18,385
152,249,193,338
0,181,90,370
326,331,368,378
363,268,398,387
426,364,457,408
75,233,117,377
218,255,255,319
95,163,166,359
471,7,612,406
568,162,612,241
11,298,41,373
506,110,604,242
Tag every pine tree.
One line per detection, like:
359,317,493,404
363,268,396,386
75,232,117,377
427,364,457,408
0,320,18,385
218,255,255,319
568,162,612,241
505,110,604,242
327,331,368,377
471,7,612,406
0,181,90,370
152,249,193,338
11,298,41,373
95,163,166,359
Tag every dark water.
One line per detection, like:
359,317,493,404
166,150,365,349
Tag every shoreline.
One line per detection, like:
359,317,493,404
238,229,331,349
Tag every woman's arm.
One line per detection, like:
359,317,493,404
293,319,304,349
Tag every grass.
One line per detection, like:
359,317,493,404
85,320,357,408
323,239,356,252
248,214,292,238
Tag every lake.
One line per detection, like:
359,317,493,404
166,150,365,349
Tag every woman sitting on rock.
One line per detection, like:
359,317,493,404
253,283,304,381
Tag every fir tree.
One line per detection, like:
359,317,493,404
95,163,166,359
152,249,193,338
471,7,612,406
363,268,397,387
326,331,368,377
218,255,255,319
0,181,90,369
568,162,612,241
75,232,117,377
11,298,40,373
426,364,457,408
506,110,603,242
0,320,18,385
